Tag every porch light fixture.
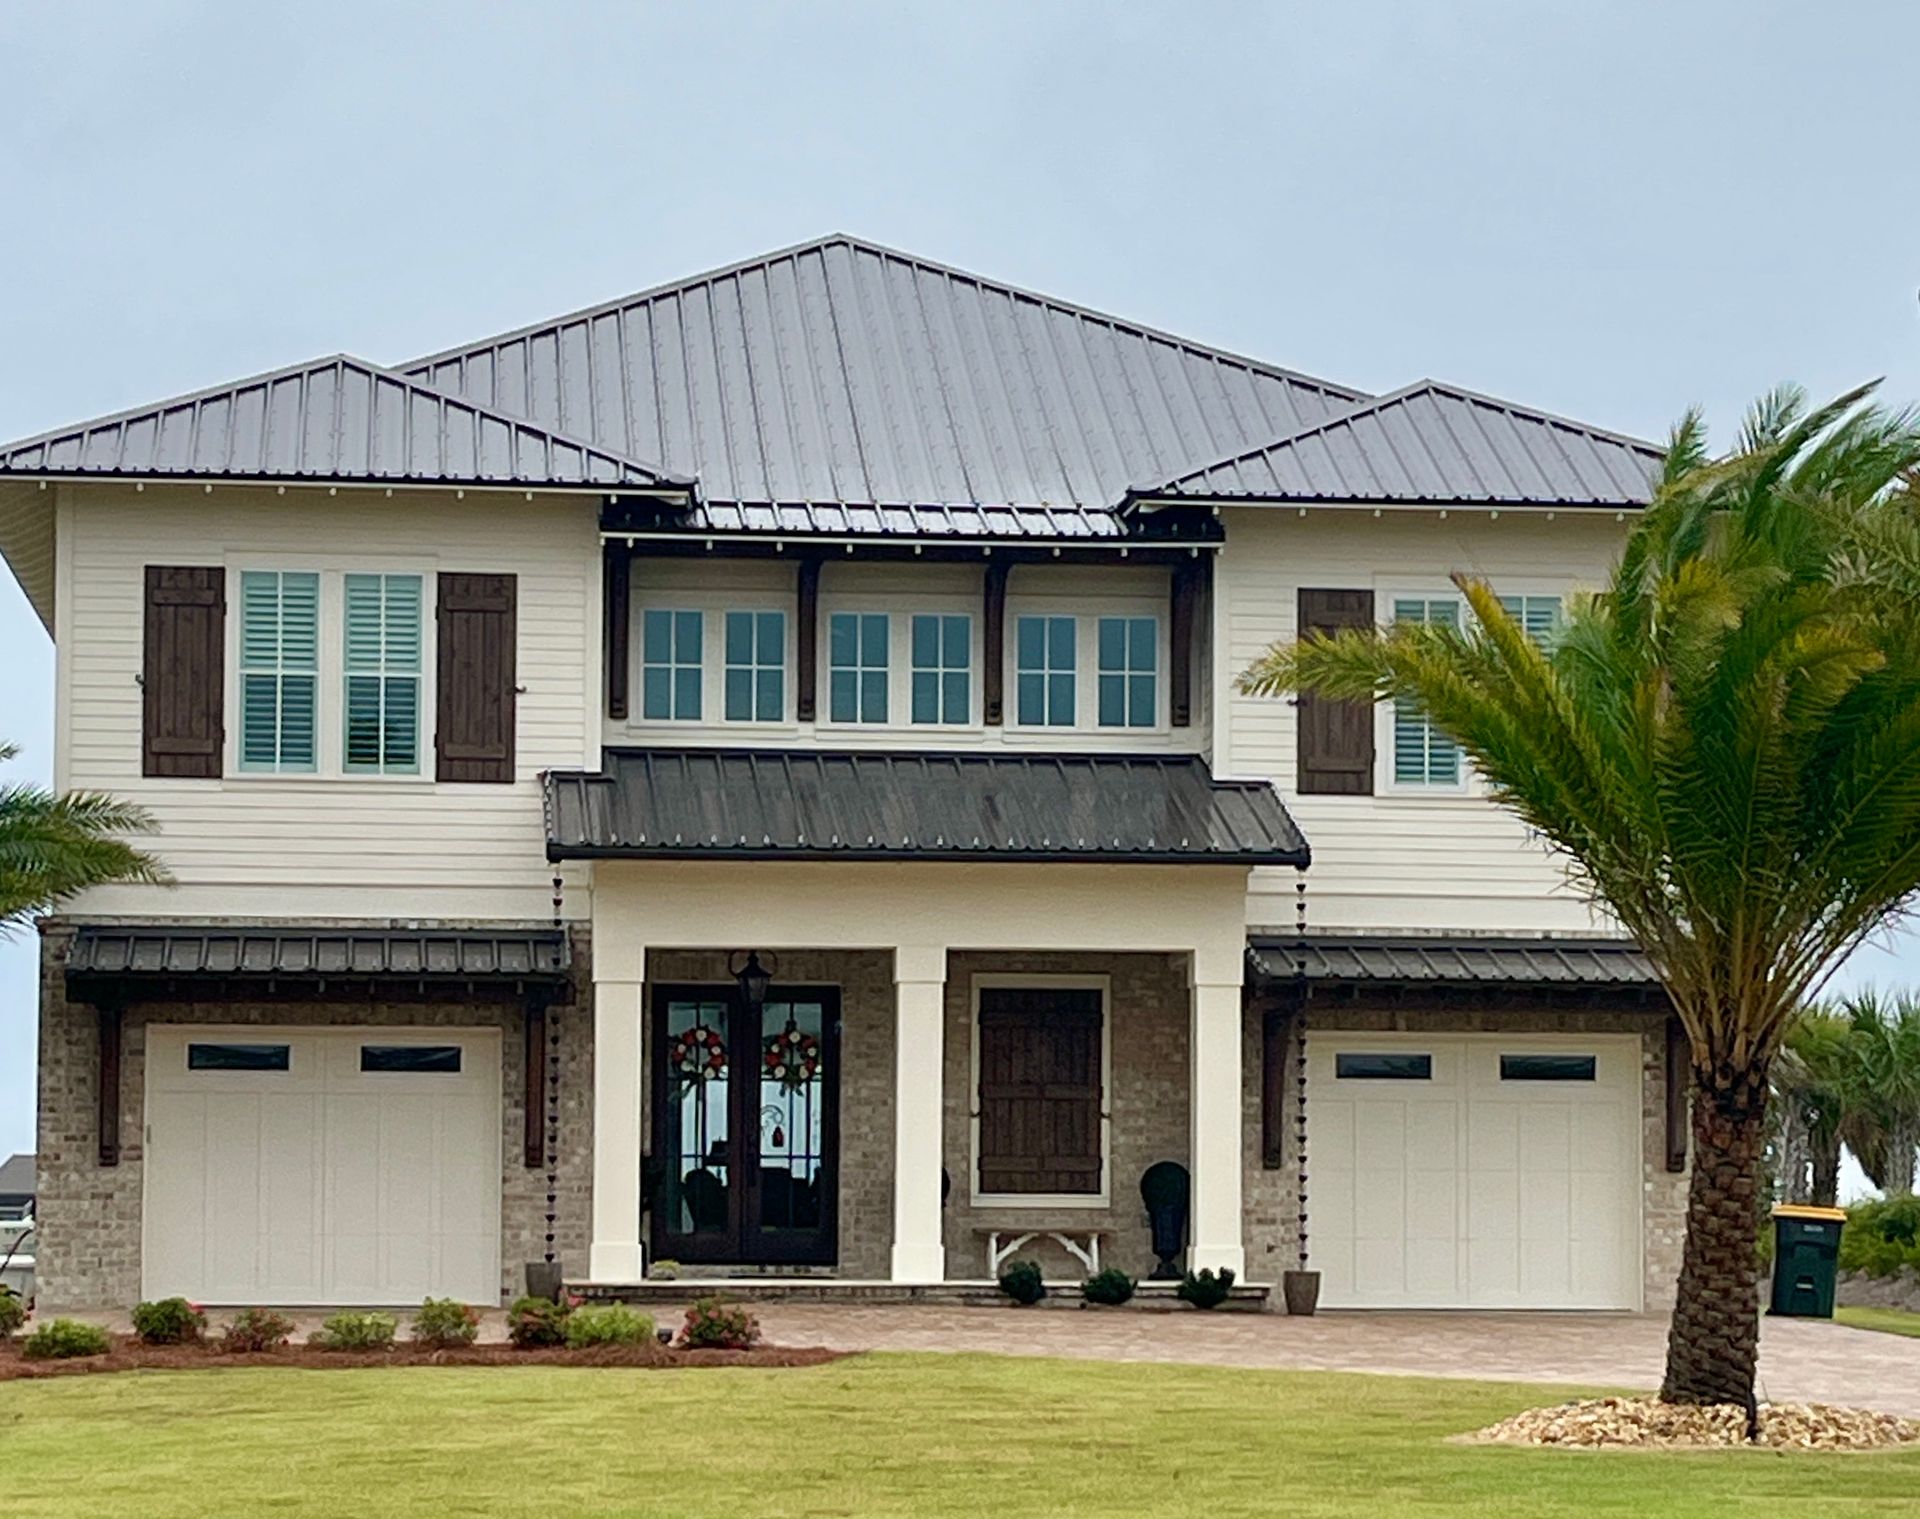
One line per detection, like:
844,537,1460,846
730,950,776,1009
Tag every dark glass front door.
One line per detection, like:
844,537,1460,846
650,985,839,1266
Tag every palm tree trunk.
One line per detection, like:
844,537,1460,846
1777,1104,1812,1204
1809,1129,1842,1208
1661,1062,1769,1408
1887,1117,1919,1197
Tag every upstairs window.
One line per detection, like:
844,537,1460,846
724,610,786,722
1497,593,1564,649
910,613,971,725
829,612,889,724
1096,616,1157,728
1391,597,1461,785
642,609,703,721
238,570,319,772
1015,615,1076,727
343,573,423,774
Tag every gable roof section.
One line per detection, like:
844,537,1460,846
1137,380,1663,508
402,234,1366,510
0,353,690,492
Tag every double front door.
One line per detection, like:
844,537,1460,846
650,986,839,1265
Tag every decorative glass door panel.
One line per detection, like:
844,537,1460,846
657,997,737,1254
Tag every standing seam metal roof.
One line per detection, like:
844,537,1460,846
1247,935,1657,986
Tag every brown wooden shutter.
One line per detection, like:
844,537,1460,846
142,566,225,778
976,987,1103,1195
1296,588,1375,795
436,572,517,783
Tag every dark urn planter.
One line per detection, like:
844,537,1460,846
525,1260,565,1301
1282,1269,1321,1317
1139,1161,1191,1281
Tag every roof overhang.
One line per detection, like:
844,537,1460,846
1247,934,1663,1000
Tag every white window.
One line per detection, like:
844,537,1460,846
1391,596,1461,786
1015,615,1076,727
910,613,971,725
641,609,704,721
828,611,889,724
723,610,786,722
1497,593,1563,648
1096,615,1157,728
342,573,423,774
238,570,319,773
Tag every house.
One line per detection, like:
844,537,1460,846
0,1154,32,1223
0,235,1686,1313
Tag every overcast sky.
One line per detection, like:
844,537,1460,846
3,1,1918,1162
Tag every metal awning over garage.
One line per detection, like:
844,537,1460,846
542,748,1310,866
1247,935,1657,989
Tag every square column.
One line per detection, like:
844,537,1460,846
589,967,646,1282
891,945,947,1283
1189,954,1246,1276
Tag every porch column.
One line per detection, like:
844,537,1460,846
589,953,646,1282
1189,950,1246,1276
891,945,948,1283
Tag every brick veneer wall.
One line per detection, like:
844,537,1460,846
33,919,593,1311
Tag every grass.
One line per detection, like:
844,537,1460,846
1,1353,1916,1517
1836,1306,1920,1339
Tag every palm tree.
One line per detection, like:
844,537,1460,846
1238,385,1920,1408
1772,1010,1857,1206
1843,990,1920,1196
0,742,167,928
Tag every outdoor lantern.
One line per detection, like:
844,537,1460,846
731,950,774,1008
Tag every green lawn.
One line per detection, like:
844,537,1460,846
1,1353,1916,1517
1836,1306,1920,1339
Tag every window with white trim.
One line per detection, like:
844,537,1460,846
1096,615,1157,728
342,572,423,774
828,611,889,724
910,613,971,725
238,570,319,772
641,609,704,721
723,610,786,722
1391,596,1461,785
1497,593,1564,649
1015,615,1076,727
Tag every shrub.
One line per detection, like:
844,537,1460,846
998,1258,1046,1306
564,1303,655,1349
648,1258,682,1281
1176,1267,1236,1310
22,1318,111,1359
1839,1196,1920,1278
131,1297,207,1346
1081,1268,1136,1306
311,1311,397,1352
0,1288,26,1340
679,1294,760,1349
411,1297,481,1349
221,1307,296,1353
507,1295,572,1349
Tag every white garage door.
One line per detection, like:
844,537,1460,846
144,1026,501,1305
1308,1033,1641,1309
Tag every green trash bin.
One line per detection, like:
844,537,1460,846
1769,1204,1847,1318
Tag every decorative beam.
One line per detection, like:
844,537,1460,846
1260,1003,1287,1169
795,558,822,722
1170,558,1204,728
1665,1015,1690,1173
524,997,549,1169
982,562,1010,725
97,1005,123,1168
603,541,632,721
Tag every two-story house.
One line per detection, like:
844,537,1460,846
1,235,1686,1313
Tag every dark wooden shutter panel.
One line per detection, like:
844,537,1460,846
142,566,225,778
1296,588,1375,795
976,988,1103,1195
436,572,517,783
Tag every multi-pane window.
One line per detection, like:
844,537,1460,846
642,609,704,721
1392,597,1461,784
238,570,319,772
829,612,889,724
1497,593,1563,649
724,610,786,722
910,613,971,725
342,573,423,774
1015,615,1076,727
1096,616,1157,728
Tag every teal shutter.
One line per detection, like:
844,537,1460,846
1391,597,1460,784
343,573,422,774
239,570,318,772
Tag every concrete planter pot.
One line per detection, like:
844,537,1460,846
525,1260,564,1302
1282,1269,1321,1316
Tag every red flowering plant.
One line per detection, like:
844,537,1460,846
670,1024,728,1087
761,1025,821,1092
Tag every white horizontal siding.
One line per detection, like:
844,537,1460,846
59,483,597,920
1218,507,1626,935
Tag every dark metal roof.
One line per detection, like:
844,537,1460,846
1248,935,1657,986
0,1154,32,1198
65,925,571,984
0,354,690,492
544,748,1309,865
602,495,1223,545
1140,381,1663,508
404,234,1366,512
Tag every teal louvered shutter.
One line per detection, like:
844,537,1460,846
1391,597,1461,784
1496,593,1563,648
238,570,318,772
343,573,423,774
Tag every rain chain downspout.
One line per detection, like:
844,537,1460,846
1287,862,1319,1314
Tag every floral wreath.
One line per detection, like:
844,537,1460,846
671,1024,728,1084
762,1025,822,1092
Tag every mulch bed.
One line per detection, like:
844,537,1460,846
1471,1396,1920,1452
0,1337,846,1380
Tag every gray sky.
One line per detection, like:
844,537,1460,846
3,0,1918,1160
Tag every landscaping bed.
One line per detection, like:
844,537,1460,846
1472,1396,1920,1452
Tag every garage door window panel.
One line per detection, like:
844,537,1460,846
188,1042,291,1072
360,1045,464,1074
1500,1054,1597,1082
1335,1052,1432,1080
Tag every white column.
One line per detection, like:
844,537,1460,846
890,945,948,1284
1189,951,1246,1276
589,962,646,1283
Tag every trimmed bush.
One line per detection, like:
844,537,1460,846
1081,1267,1136,1306
131,1297,207,1346
998,1258,1047,1306
507,1295,571,1349
564,1303,655,1349
411,1297,481,1349
0,1288,26,1340
311,1311,397,1352
1176,1267,1236,1310
22,1318,111,1359
1840,1196,1920,1278
221,1307,296,1353
679,1294,760,1349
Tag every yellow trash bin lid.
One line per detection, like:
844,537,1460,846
1772,1204,1848,1222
